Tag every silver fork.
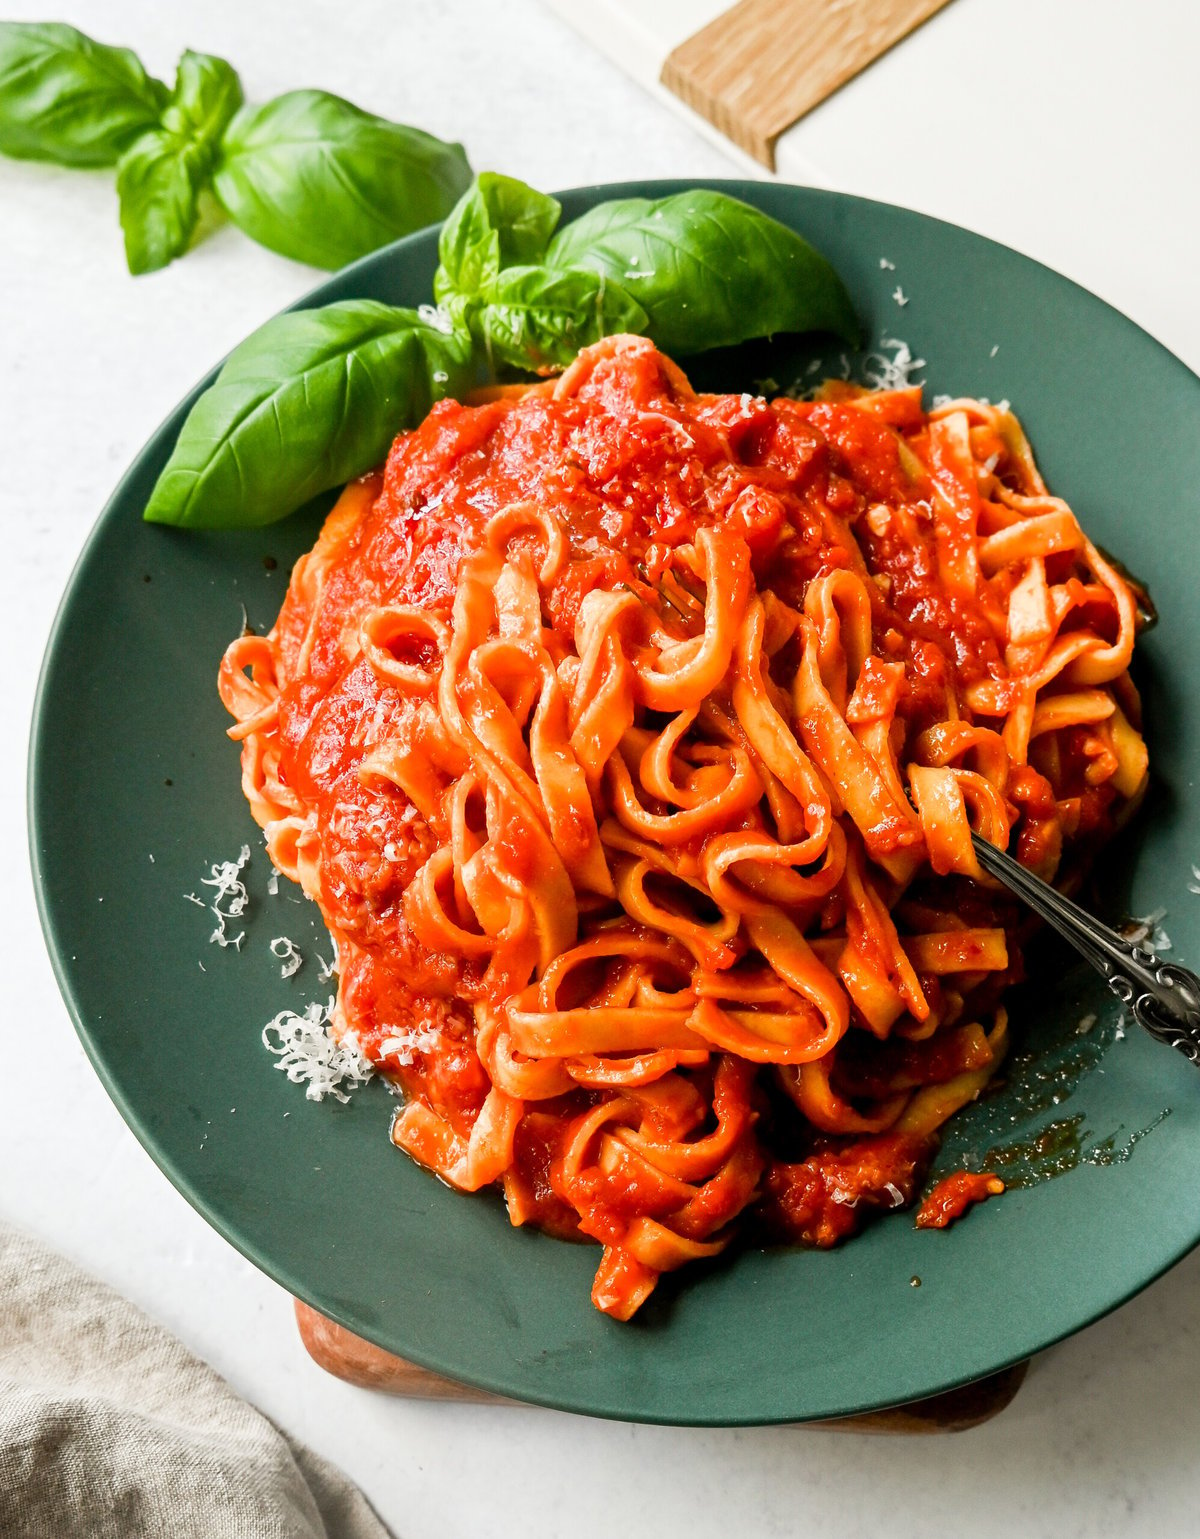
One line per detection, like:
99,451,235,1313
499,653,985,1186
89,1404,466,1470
970,832,1200,1064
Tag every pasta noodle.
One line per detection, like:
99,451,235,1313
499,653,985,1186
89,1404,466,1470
219,336,1148,1319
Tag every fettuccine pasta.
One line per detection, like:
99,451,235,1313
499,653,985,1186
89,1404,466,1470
220,336,1148,1319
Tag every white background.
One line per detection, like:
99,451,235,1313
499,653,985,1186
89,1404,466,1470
3,3,1200,1536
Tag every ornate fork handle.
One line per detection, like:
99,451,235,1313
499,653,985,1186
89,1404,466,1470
970,833,1200,1065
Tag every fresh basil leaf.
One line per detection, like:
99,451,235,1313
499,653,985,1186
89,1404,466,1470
116,130,206,275
546,189,859,355
115,52,243,276
0,21,167,167
474,173,561,266
160,49,242,160
475,265,648,374
212,90,471,270
144,302,475,528
434,172,561,304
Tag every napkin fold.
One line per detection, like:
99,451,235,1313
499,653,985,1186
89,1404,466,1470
0,1225,391,1539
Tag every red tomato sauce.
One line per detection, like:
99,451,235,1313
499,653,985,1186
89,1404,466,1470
759,1134,933,1247
915,1171,1005,1229
268,350,1028,1143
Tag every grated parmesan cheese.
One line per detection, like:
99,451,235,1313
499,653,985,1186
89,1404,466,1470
270,936,303,979
417,302,455,334
1128,907,1173,954
377,1025,442,1066
789,338,926,400
879,257,895,271
892,286,909,308
198,844,251,949
862,337,926,392
262,997,372,1102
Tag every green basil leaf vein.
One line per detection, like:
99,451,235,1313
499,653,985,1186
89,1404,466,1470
0,20,168,167
435,172,561,304
144,301,475,528
212,89,472,270
474,264,648,373
546,189,860,355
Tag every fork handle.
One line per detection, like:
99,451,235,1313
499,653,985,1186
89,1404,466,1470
971,833,1200,1064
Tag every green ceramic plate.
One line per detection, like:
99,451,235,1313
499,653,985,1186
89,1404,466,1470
29,181,1200,1425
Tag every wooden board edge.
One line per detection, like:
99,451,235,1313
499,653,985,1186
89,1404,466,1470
294,1300,1028,1430
660,0,954,169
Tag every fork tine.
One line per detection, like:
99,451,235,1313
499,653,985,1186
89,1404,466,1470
970,832,1200,1065
632,566,699,626
637,563,704,623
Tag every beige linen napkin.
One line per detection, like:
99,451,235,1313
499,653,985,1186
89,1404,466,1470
0,1225,391,1538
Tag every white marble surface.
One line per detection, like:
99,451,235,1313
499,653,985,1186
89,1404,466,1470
3,3,1200,1535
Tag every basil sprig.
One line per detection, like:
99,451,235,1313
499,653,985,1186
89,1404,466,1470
145,173,859,530
435,173,564,306
0,21,472,274
433,174,648,370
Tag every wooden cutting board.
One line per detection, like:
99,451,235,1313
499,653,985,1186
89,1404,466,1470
294,1301,1027,1432
543,0,955,170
